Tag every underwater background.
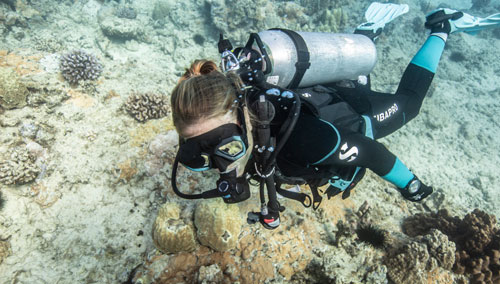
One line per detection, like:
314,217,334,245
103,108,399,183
1,0,500,283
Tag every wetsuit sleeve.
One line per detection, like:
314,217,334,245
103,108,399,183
316,126,414,188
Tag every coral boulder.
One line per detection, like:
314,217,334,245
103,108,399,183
194,198,242,251
0,66,28,109
152,202,197,254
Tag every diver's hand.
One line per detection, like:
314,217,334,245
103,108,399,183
425,8,464,34
399,177,433,202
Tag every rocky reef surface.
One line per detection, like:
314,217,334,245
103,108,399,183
0,0,499,283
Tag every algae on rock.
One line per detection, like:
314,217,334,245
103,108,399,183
194,198,242,252
0,66,28,109
0,240,10,265
152,0,175,21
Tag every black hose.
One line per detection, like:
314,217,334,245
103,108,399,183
265,176,278,208
171,156,204,199
264,90,301,173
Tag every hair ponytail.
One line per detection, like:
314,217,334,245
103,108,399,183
171,59,243,136
180,60,218,81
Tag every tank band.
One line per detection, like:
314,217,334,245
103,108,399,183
270,29,311,89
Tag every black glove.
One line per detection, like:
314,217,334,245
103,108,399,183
425,9,464,34
399,177,433,202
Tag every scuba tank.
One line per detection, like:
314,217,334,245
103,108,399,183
235,29,377,89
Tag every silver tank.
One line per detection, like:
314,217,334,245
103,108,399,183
256,30,377,88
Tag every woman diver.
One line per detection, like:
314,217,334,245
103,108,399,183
169,5,500,229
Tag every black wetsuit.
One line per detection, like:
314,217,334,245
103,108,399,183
252,34,447,190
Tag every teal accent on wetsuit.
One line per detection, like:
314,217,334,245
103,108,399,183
362,115,374,139
410,35,446,73
382,158,414,188
311,119,341,165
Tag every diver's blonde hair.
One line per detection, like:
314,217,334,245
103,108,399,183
171,59,242,136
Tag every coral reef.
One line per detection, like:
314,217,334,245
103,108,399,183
0,66,28,109
0,145,41,185
29,182,61,208
207,0,282,42
197,263,224,283
152,202,197,254
0,51,41,76
152,0,174,21
0,0,16,11
59,50,103,84
124,92,170,122
144,131,178,176
19,122,39,139
33,34,64,52
115,159,137,183
114,5,137,19
385,229,456,284
97,6,145,41
403,209,500,283
0,240,10,265
133,198,385,283
194,199,242,252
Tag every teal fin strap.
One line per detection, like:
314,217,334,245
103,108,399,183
357,2,409,32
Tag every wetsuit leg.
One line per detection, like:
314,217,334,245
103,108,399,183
362,34,447,139
319,35,446,192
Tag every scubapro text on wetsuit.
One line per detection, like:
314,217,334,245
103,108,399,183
374,103,398,122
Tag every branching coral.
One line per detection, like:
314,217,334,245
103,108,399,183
402,209,500,283
59,50,103,84
124,92,170,122
0,146,40,185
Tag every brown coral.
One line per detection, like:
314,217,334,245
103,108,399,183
402,209,500,284
385,229,456,284
194,199,242,252
402,209,461,237
152,202,197,254
124,92,170,122
0,66,28,109
461,209,497,255
0,240,10,264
